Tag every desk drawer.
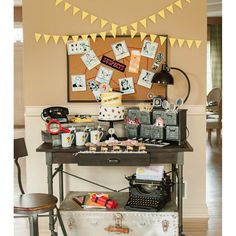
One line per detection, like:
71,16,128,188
76,153,150,166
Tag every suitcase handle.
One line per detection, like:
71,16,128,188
104,226,129,234
108,158,120,164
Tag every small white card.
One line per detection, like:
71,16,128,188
141,40,158,59
81,50,100,70
119,77,135,95
137,69,154,89
67,39,90,55
71,75,86,91
112,40,130,60
96,66,113,84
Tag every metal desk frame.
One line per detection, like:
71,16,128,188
37,142,193,236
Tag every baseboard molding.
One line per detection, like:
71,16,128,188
184,217,208,233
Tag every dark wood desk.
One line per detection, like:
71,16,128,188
36,141,193,236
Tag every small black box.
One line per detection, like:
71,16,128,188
140,124,152,139
139,111,152,124
126,124,140,138
151,126,164,140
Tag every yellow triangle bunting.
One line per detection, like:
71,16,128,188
73,6,80,16
100,31,107,40
175,0,183,9
35,33,42,42
131,22,138,31
43,34,51,44
53,35,60,44
159,36,167,45
110,28,117,38
166,4,174,14
82,11,89,20
81,34,88,40
150,34,157,42
195,40,202,48
185,0,191,3
55,0,63,6
62,35,69,44
169,37,176,47
140,32,147,41
90,33,97,42
120,26,128,35
139,18,147,28
177,39,185,48
111,24,118,30
149,14,156,23
90,15,97,24
101,19,108,29
72,35,79,42
130,30,137,38
158,9,166,19
64,2,71,11
187,40,194,48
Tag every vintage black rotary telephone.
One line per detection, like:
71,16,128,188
41,106,69,123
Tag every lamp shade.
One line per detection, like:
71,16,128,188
152,69,174,85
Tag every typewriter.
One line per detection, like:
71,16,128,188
125,173,173,212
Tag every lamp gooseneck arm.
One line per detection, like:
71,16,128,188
170,67,191,103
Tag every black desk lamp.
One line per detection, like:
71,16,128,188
152,64,191,103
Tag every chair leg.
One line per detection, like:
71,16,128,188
56,206,67,236
28,215,39,236
207,129,212,145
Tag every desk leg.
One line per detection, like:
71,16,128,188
46,152,56,235
58,164,64,204
177,164,184,236
172,164,176,194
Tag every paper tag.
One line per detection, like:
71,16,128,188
128,50,141,73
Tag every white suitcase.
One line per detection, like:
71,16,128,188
58,191,178,236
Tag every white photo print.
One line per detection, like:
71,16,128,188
71,75,86,91
67,39,90,55
81,49,100,70
96,66,113,84
119,77,135,95
138,69,154,89
141,40,158,59
112,40,130,60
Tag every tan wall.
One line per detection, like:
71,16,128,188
23,0,207,106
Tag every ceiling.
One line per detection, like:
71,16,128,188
14,0,222,17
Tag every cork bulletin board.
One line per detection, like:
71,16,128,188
67,35,168,102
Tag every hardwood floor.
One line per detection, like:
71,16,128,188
14,133,222,236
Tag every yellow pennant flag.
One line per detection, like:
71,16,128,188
64,2,71,11
130,30,137,38
73,6,80,16
187,39,194,48
150,34,157,42
185,0,191,3
166,4,174,14
120,26,128,35
158,9,165,19
140,32,147,41
100,31,107,40
55,0,63,6
139,18,147,28
159,36,167,45
149,14,156,23
72,35,79,42
62,35,69,44
35,33,42,42
53,35,60,44
101,19,108,29
110,28,116,38
195,40,202,48
43,34,51,44
90,33,97,42
177,38,185,48
169,37,176,47
90,15,97,24
111,24,118,30
175,0,183,9
131,22,138,31
81,34,88,40
82,11,89,20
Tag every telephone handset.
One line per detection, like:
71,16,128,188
42,106,69,123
